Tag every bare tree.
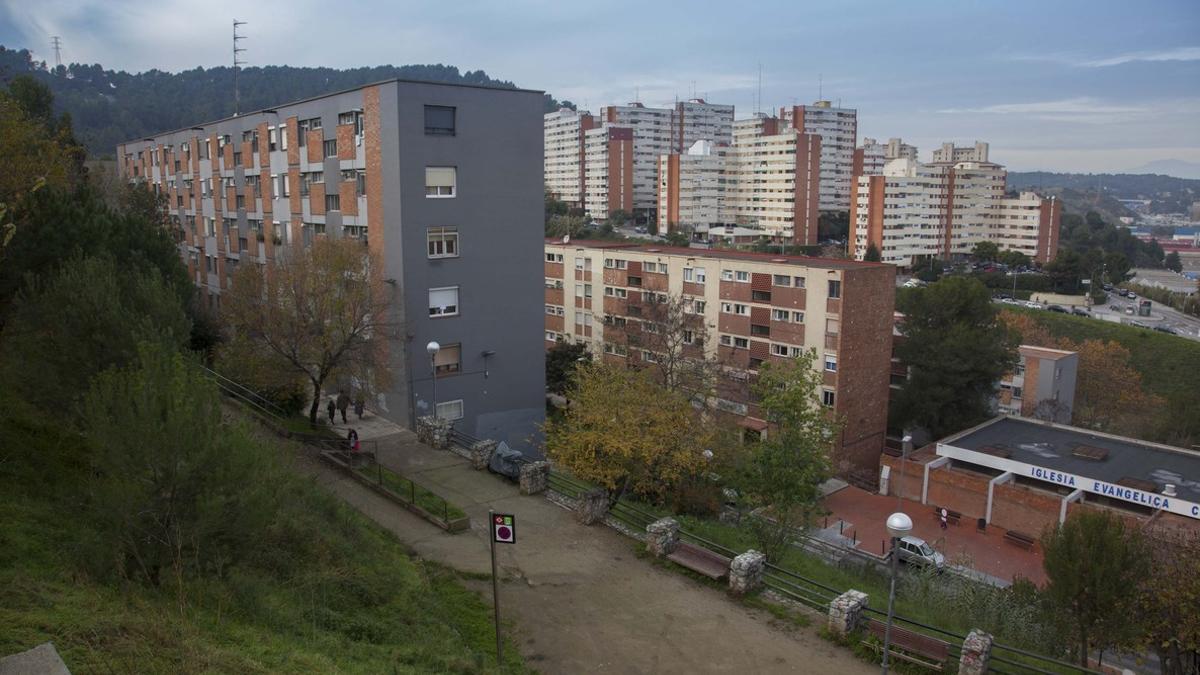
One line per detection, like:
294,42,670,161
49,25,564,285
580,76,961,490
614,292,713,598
221,238,392,423
611,291,720,404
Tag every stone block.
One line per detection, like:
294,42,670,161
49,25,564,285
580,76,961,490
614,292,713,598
728,550,766,596
575,488,610,525
470,439,498,470
827,589,869,637
645,517,680,557
958,629,993,675
416,415,451,450
519,460,550,495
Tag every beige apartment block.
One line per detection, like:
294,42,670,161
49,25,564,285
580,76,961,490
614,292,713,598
851,153,1060,267
543,239,895,485
544,108,595,207
780,101,858,211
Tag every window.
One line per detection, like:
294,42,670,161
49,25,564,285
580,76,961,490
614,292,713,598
435,399,463,421
642,351,658,363
205,217,216,237
825,354,838,372
428,227,459,258
752,290,771,302
424,105,456,136
545,278,564,289
199,139,210,159
574,257,592,271
603,287,628,298
604,258,628,270
793,311,805,323
434,344,461,376
794,276,806,288
826,318,840,335
429,286,459,317
733,337,749,349
545,305,564,316
356,170,366,196
683,268,694,282
735,271,750,282
1012,386,1023,399
719,335,732,346
627,276,642,287
734,303,749,316
323,139,338,157
546,252,564,263
325,194,341,212
682,329,695,344
233,151,242,167
773,274,791,287
425,167,456,198
822,390,836,407
695,267,706,283
279,174,290,197
235,194,245,209
771,344,789,356
693,300,706,313
828,279,842,299
721,302,733,314
280,125,288,151
338,111,358,126
721,269,734,281
751,324,770,336
545,331,560,342
268,127,278,152
772,309,790,321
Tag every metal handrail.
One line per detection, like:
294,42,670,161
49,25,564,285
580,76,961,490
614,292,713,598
990,643,1102,675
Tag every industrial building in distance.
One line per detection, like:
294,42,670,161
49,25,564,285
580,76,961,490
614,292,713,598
118,79,547,449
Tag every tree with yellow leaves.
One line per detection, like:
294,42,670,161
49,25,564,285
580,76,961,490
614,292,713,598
544,361,718,509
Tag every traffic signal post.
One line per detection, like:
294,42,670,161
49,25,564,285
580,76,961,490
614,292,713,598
489,510,516,663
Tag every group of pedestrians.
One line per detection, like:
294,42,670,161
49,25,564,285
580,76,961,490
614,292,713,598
324,390,366,454
325,390,365,424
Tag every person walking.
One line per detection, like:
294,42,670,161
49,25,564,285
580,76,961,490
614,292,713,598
347,428,359,453
336,391,350,424
939,507,949,531
326,398,336,425
354,395,365,420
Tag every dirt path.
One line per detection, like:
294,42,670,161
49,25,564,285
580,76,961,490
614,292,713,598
297,423,871,674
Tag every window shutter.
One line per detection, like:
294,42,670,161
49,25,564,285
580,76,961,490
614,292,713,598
425,167,456,187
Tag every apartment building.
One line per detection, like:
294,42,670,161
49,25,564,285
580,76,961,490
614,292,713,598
850,155,1060,267
119,79,546,449
853,137,917,178
997,346,1078,424
544,108,595,207
656,140,728,233
656,116,820,244
583,125,635,220
543,240,895,484
675,99,734,152
600,103,676,215
779,101,858,211
931,140,989,164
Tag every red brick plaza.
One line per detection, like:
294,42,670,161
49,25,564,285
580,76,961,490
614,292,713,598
822,486,1047,586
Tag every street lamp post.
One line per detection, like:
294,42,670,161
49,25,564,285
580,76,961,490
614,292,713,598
882,511,913,674
426,341,440,418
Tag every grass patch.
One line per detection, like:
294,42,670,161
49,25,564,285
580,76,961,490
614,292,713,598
0,409,521,674
355,461,468,522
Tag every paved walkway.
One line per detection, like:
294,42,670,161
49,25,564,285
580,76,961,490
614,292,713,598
821,486,1047,586
298,415,872,674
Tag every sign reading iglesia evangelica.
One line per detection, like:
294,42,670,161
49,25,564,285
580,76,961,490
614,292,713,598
937,445,1200,521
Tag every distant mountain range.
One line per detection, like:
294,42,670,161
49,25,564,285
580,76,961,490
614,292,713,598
1124,159,1200,180
0,46,575,157
1009,171,1200,216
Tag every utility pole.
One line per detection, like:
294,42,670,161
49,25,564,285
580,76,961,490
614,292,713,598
51,36,62,68
233,20,247,116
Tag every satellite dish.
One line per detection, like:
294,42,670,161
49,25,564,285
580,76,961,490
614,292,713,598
563,235,570,243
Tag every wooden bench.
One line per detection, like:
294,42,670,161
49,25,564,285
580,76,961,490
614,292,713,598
1004,530,1036,550
861,618,949,671
666,541,732,580
932,506,961,526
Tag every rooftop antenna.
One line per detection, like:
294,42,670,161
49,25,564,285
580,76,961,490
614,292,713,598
233,19,247,116
691,80,696,100
818,73,823,101
756,62,762,116
50,36,62,68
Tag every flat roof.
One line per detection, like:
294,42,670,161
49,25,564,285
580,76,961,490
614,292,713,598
124,77,544,145
1018,345,1076,360
940,416,1200,508
545,239,889,271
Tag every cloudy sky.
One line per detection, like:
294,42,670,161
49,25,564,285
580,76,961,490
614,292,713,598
2,0,1197,172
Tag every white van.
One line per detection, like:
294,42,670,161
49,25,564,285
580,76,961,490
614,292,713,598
896,536,945,570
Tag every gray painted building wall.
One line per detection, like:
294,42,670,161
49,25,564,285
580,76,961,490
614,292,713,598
120,79,546,453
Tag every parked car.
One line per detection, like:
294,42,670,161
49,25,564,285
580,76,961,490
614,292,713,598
1047,305,1068,313
1126,305,1135,315
1153,325,1177,335
897,536,945,570
1072,308,1090,317
1102,283,1113,291
1109,304,1121,311
1023,301,1041,309
1130,321,1149,329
